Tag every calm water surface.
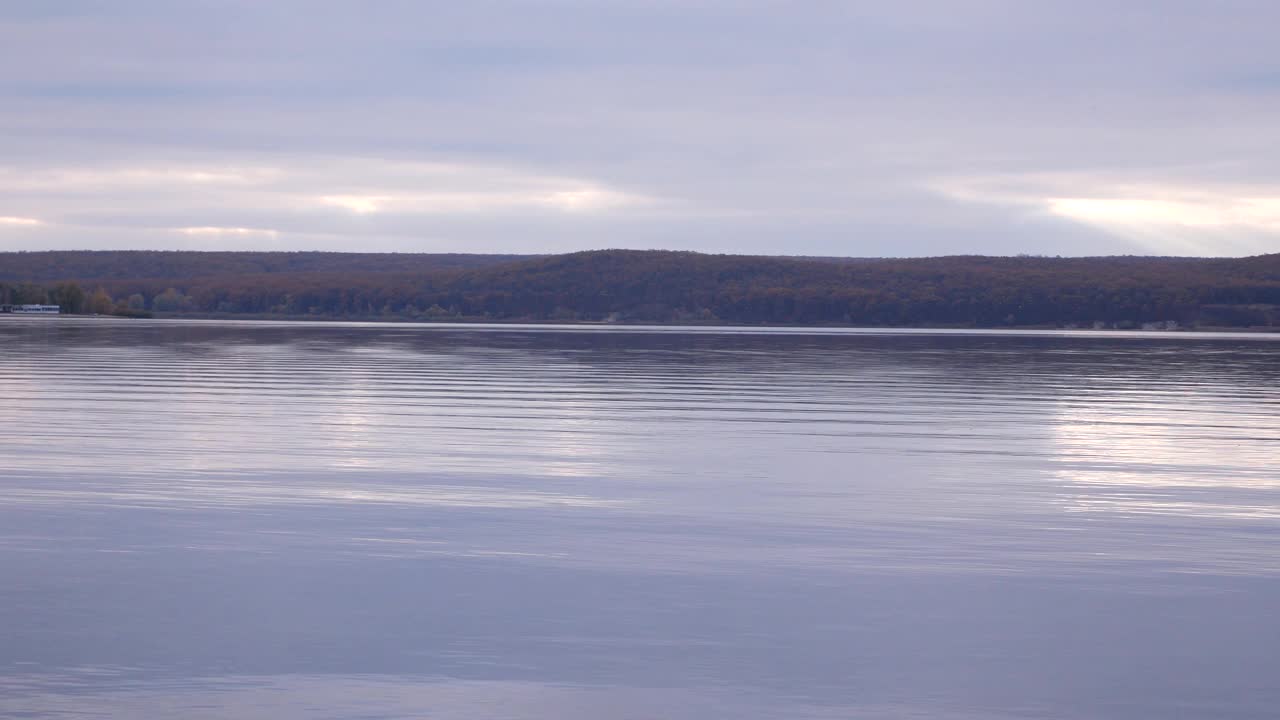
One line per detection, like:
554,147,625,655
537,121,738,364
2,318,1278,719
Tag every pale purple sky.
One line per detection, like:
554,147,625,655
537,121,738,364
2,0,1279,256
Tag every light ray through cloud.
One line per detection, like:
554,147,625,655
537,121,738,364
0,216,42,226
934,174,1280,255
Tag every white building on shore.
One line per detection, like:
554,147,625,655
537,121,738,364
0,304,61,314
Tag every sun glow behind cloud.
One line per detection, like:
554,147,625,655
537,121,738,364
320,195,389,214
317,188,650,216
0,167,281,191
1046,196,1280,230
0,157,657,248
0,216,42,226
935,174,1280,255
178,226,279,237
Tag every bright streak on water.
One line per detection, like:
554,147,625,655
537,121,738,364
1,318,1278,719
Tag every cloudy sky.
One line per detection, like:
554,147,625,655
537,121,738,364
2,0,1278,257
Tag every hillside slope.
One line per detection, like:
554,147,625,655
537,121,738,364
2,249,1278,328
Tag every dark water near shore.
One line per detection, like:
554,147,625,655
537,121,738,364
2,318,1278,719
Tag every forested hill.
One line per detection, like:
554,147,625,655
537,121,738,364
2,249,1279,329
0,250,530,281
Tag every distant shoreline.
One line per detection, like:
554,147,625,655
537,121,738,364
9,313,1278,336
3,249,1278,331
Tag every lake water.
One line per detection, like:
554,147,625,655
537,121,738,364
1,318,1278,719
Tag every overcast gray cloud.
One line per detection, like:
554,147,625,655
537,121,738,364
1,0,1278,256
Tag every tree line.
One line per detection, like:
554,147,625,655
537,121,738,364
2,249,1278,328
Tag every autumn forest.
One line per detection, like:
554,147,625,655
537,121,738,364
2,249,1278,329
